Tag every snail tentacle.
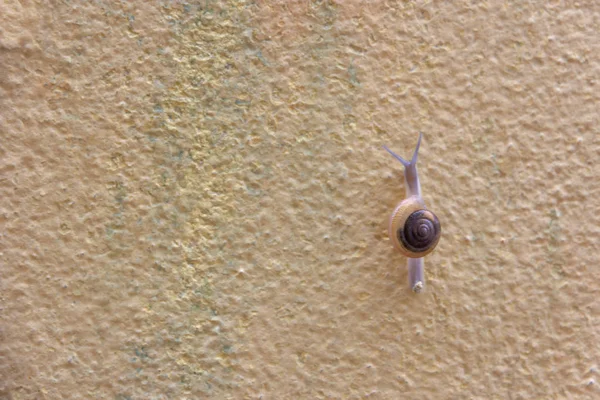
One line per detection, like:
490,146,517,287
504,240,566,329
410,132,422,165
383,145,411,167
384,134,422,198
383,132,422,167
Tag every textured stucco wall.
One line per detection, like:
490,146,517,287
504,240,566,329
1,1,599,399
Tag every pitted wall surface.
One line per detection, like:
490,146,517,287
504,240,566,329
1,1,599,399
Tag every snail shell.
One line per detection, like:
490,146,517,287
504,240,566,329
388,195,441,258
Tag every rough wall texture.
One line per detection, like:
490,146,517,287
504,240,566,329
1,1,599,399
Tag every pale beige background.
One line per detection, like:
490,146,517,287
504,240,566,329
1,1,599,399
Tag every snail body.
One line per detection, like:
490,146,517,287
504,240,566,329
384,133,441,293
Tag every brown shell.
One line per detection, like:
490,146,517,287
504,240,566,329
388,196,441,258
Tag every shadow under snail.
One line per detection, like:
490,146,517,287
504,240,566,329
383,133,441,293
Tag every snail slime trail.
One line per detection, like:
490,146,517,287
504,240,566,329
383,133,441,293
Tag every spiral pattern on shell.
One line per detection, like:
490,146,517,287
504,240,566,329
399,210,441,254
388,196,441,258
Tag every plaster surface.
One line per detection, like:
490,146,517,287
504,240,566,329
1,1,599,399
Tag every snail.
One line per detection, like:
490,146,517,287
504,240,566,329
383,133,441,293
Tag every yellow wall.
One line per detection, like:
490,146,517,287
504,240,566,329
1,1,598,399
